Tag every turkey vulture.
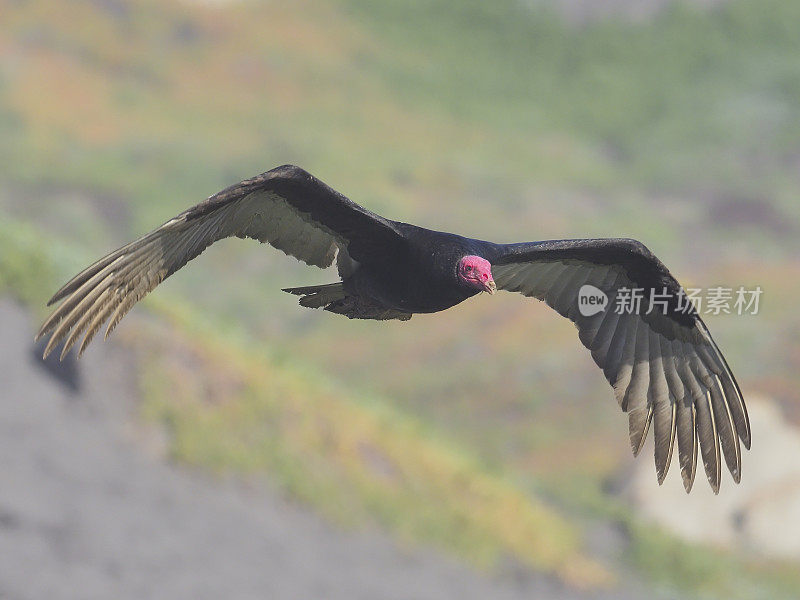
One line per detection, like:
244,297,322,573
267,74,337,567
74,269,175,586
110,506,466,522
37,165,749,493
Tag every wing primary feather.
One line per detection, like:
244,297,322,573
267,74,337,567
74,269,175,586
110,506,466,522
59,287,113,360
653,395,677,485
42,272,117,359
37,255,127,340
630,404,654,457
609,315,638,406
78,291,122,357
675,397,698,493
37,235,164,341
696,339,750,450
674,346,707,491
695,384,721,494
626,321,652,454
104,291,142,340
622,319,650,414
661,338,685,401
648,331,674,483
688,353,740,485
45,237,149,306
714,373,742,483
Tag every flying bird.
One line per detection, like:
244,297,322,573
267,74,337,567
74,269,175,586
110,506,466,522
37,165,749,493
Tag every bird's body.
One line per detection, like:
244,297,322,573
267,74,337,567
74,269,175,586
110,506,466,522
38,165,750,493
293,225,487,318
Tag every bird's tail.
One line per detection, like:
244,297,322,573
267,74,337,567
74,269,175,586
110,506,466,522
282,282,347,309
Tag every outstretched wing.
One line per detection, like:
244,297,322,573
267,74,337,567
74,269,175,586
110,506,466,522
37,165,404,359
487,238,749,493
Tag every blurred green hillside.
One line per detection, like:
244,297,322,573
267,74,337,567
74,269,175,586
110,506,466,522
2,0,800,597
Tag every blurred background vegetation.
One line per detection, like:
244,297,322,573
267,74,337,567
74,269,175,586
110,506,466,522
2,0,800,597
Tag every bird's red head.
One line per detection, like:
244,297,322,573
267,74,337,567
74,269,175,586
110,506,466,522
457,255,496,294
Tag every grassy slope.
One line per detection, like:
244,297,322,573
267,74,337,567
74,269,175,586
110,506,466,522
3,0,800,596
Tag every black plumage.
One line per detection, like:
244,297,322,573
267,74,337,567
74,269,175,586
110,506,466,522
37,165,749,493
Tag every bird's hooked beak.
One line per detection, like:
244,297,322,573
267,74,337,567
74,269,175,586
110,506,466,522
459,256,497,295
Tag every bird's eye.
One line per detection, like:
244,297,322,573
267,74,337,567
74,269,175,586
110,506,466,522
465,266,472,272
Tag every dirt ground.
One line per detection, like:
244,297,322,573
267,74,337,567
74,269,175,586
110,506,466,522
0,298,644,600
